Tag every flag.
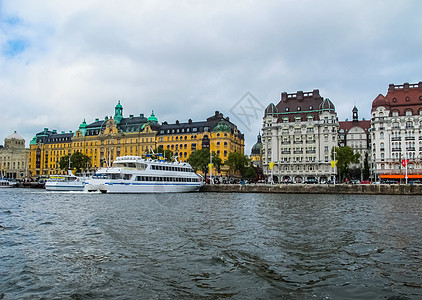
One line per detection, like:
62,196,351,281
401,159,409,167
269,162,275,170
331,160,338,168
208,163,214,169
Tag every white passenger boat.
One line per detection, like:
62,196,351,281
84,155,204,193
45,170,85,191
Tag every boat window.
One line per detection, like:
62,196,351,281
137,163,147,170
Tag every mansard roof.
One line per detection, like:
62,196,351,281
271,89,329,122
371,82,422,115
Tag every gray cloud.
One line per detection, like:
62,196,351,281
0,0,421,152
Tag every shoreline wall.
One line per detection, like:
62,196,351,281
200,184,422,195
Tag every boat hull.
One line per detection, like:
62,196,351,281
84,180,203,193
45,182,85,191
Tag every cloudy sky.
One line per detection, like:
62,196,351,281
1,0,421,152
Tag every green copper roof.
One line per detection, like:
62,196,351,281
79,119,87,129
212,119,231,133
147,110,158,123
29,136,37,145
114,101,123,124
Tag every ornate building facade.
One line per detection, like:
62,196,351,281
262,90,338,183
250,133,262,168
29,102,159,176
371,82,422,181
338,106,371,179
0,132,29,179
156,111,244,176
28,103,245,178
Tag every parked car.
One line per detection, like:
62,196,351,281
360,180,370,184
304,179,318,184
381,180,398,184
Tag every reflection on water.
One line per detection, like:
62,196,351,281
0,189,421,299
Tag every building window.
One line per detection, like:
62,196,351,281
406,110,412,116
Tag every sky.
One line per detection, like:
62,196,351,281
0,0,421,152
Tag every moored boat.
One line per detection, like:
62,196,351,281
84,155,204,193
45,170,86,191
0,178,17,188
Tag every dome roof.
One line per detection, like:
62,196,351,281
251,133,262,155
371,94,390,111
264,103,278,116
6,131,24,140
115,100,123,109
147,110,158,123
212,119,231,133
319,98,335,112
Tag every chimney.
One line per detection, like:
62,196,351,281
176,120,179,125
312,89,320,98
297,91,304,100
281,92,288,101
418,81,422,91
404,82,410,91
388,84,395,92
188,119,192,124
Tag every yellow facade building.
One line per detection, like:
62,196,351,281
28,103,245,178
29,102,159,176
157,111,244,176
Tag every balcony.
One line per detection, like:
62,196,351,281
306,150,316,154
406,147,416,151
391,137,401,141
405,136,415,140
392,148,401,152
282,141,290,145
293,150,303,154
281,151,291,154
294,140,303,144
306,140,315,144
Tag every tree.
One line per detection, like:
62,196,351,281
363,152,370,180
331,146,360,181
226,152,250,177
187,149,222,174
59,151,91,174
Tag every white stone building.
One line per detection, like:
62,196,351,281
371,82,422,182
0,131,29,180
262,90,338,183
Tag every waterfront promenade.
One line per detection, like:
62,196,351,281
201,183,422,195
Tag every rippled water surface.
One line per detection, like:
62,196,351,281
0,189,421,299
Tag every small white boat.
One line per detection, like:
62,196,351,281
84,155,204,193
45,170,85,191
0,178,17,188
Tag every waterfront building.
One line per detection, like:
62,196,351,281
29,101,159,177
28,102,245,178
371,82,422,181
156,111,244,176
262,90,338,183
0,131,29,179
338,106,371,179
250,133,262,168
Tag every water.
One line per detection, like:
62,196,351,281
0,189,421,300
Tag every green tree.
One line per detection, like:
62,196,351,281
331,146,360,181
363,152,370,180
187,149,222,174
226,152,250,177
59,151,91,174
244,166,257,181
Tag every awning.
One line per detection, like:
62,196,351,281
380,174,422,179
